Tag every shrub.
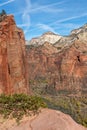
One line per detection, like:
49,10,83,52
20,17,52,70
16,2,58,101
0,94,47,123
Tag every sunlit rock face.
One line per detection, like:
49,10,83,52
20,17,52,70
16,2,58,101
27,40,87,96
54,40,87,95
26,32,62,46
0,15,28,94
71,24,87,42
54,24,87,49
26,23,87,96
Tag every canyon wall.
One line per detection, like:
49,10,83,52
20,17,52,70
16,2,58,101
0,15,28,94
27,40,87,96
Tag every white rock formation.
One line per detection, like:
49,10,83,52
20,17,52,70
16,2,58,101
26,32,62,46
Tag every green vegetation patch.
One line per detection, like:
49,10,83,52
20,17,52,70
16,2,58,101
43,96,87,127
0,94,47,122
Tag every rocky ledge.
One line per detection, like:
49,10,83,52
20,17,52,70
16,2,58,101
0,109,87,130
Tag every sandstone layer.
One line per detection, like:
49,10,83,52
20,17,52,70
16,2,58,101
0,15,28,94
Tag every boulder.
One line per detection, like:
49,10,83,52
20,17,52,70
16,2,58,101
1,109,86,130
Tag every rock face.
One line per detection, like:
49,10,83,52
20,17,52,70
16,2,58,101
0,15,28,94
27,39,87,96
27,24,87,51
54,40,87,95
1,109,86,130
26,31,62,46
54,24,87,49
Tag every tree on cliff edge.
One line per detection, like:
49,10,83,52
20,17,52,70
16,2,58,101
1,9,6,15
0,9,7,22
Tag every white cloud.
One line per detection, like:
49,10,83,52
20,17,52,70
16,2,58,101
52,13,87,25
40,8,63,13
30,1,65,13
14,1,65,16
13,0,65,34
37,23,55,32
51,23,81,35
22,13,30,26
17,23,30,27
0,0,15,7
15,0,87,39
18,0,65,34
24,11,87,35
21,0,31,34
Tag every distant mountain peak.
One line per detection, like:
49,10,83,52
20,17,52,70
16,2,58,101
83,23,87,28
26,23,87,47
71,23,87,35
42,31,57,35
27,31,62,46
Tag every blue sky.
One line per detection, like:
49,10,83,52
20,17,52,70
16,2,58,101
0,0,87,40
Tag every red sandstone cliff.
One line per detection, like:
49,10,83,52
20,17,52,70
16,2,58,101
27,40,87,96
0,15,28,94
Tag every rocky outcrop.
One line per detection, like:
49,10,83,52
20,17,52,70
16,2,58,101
26,31,62,46
0,109,86,130
54,24,87,49
27,24,87,51
0,15,28,94
26,24,87,96
54,40,87,95
27,39,87,96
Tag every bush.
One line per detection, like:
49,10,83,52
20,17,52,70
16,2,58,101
0,94,47,122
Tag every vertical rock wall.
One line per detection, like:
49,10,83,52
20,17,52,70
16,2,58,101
0,15,28,94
